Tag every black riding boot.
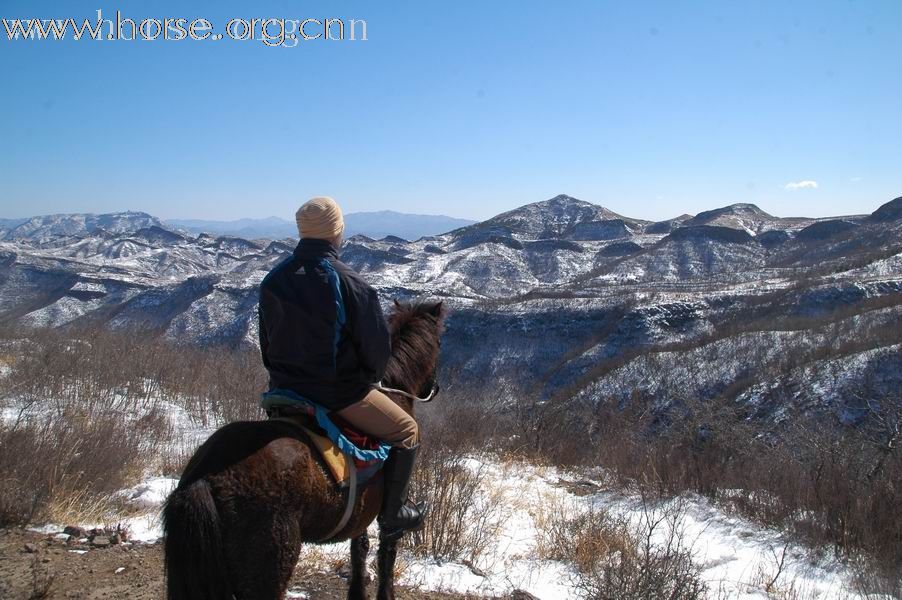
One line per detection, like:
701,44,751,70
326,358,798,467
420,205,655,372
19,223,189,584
378,444,428,541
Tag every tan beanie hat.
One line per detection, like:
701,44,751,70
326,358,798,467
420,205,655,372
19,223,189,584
296,196,344,240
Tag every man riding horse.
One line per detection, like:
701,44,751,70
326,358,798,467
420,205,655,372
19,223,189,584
257,196,428,541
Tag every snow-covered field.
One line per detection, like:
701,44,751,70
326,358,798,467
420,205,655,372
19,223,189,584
2,394,884,599
31,459,875,599
399,461,873,599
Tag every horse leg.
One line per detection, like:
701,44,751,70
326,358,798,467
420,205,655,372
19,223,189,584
223,510,302,600
376,537,400,600
347,533,371,599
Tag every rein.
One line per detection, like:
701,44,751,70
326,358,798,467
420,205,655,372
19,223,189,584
375,380,439,403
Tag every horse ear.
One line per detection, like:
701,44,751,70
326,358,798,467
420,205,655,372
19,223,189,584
429,301,445,318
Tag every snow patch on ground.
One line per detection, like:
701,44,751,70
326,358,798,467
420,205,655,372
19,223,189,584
117,477,179,512
406,460,871,599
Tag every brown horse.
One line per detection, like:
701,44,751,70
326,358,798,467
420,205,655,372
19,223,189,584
163,300,446,600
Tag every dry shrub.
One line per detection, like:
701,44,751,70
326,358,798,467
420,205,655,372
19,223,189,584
536,500,633,572
526,388,902,591
0,407,164,526
1,325,266,427
849,553,902,599
415,390,506,456
744,543,828,600
0,323,269,528
536,498,707,600
403,443,507,565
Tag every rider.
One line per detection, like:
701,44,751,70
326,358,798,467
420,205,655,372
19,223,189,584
257,196,427,541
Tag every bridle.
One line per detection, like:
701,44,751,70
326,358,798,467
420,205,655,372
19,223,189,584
376,312,443,403
375,372,440,403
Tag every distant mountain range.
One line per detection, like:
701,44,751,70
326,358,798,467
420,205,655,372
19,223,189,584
1,194,900,426
164,211,476,241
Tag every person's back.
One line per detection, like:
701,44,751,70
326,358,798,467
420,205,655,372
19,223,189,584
258,196,427,541
259,237,390,411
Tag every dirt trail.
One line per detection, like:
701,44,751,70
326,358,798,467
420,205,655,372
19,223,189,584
0,528,486,599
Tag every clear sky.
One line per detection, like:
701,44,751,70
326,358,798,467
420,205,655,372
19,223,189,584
1,0,900,222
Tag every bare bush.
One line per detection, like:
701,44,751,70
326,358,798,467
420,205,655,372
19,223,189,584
0,323,270,526
0,407,164,526
537,497,707,600
403,443,507,566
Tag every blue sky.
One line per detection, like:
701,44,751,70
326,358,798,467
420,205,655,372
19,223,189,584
1,0,900,221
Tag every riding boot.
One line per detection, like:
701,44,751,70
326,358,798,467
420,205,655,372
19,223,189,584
378,444,428,541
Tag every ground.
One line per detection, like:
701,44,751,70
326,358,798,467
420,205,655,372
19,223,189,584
0,528,485,600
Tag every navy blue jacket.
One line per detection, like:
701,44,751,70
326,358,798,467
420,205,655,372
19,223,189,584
258,238,391,411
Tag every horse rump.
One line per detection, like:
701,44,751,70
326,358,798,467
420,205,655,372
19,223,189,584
163,478,232,600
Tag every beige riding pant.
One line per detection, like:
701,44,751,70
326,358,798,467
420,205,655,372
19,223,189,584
336,388,419,449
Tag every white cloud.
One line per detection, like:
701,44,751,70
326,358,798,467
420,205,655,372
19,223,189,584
784,180,818,190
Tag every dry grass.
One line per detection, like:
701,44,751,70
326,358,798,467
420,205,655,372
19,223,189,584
483,378,902,591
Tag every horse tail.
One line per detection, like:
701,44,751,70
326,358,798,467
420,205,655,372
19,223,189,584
163,478,232,600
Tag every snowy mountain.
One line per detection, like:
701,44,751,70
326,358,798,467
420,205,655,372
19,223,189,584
165,216,297,240
0,211,164,242
1,195,900,422
344,211,476,240
165,211,475,241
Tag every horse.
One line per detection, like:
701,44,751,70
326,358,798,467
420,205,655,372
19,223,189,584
162,300,446,600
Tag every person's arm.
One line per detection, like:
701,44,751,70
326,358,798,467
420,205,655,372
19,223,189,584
346,277,391,381
258,303,271,369
258,286,277,370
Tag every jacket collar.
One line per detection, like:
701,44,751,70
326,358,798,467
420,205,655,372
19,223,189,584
293,238,339,261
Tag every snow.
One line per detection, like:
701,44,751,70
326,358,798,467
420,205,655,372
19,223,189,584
396,460,871,599
121,512,169,543
93,454,875,598
117,477,179,511
20,295,108,327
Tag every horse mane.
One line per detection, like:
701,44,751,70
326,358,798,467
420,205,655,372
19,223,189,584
383,301,446,396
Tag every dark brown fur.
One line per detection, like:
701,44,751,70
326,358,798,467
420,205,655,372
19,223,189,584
163,301,446,600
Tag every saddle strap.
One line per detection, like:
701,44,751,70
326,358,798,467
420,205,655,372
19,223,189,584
321,458,357,542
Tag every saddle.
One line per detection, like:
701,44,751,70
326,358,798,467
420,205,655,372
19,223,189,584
262,389,392,542
261,389,391,488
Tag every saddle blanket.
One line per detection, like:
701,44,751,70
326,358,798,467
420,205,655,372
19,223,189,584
261,389,391,488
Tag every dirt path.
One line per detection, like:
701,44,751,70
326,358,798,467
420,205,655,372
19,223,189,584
0,528,491,599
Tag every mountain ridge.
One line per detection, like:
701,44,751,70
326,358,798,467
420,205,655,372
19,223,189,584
5,194,896,241
1,194,899,425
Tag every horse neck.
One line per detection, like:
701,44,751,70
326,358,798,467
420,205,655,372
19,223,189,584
384,334,436,414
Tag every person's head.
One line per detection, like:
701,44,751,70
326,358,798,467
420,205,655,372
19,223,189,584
295,196,344,247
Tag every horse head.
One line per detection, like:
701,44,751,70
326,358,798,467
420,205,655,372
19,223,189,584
382,300,447,411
